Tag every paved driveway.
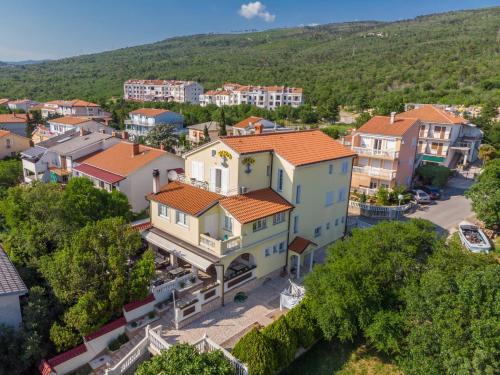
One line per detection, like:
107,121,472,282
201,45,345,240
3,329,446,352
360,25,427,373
406,176,475,234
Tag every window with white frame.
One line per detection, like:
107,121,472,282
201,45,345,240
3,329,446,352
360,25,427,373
293,215,299,234
223,215,233,232
158,204,169,218
314,226,322,238
328,164,333,174
277,169,284,192
176,210,188,227
295,185,301,204
341,160,349,174
279,241,286,253
325,191,334,206
253,218,267,232
273,212,285,225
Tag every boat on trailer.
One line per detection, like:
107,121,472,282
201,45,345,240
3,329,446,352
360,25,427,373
458,221,491,254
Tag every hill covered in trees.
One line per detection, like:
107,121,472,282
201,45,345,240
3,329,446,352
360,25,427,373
0,7,499,107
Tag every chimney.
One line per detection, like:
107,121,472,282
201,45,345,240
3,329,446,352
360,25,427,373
152,169,160,194
122,131,129,140
255,123,263,135
132,142,140,156
111,131,117,137
390,112,396,124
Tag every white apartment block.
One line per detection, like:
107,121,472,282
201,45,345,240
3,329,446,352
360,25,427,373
199,83,304,110
124,79,203,104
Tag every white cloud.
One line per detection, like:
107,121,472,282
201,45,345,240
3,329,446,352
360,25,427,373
239,2,276,22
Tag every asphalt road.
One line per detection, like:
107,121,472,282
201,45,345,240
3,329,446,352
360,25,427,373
406,176,475,235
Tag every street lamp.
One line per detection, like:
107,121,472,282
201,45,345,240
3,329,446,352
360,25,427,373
398,194,404,206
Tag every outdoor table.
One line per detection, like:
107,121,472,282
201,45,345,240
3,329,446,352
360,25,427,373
231,263,247,272
168,267,185,278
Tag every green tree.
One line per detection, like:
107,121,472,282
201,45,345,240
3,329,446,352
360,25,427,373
203,124,210,142
478,144,497,165
233,328,278,375
0,159,23,195
297,104,318,124
129,248,155,301
0,324,26,374
465,159,500,228
354,112,372,128
284,300,321,348
318,98,340,123
136,343,234,375
145,124,178,150
218,107,227,136
261,316,298,368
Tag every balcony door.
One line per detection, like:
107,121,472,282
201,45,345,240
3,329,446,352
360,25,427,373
210,167,229,194
373,139,383,150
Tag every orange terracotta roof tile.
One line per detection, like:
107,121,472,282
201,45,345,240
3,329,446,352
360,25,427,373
81,142,167,176
130,108,169,116
220,188,293,224
0,130,11,137
47,116,92,125
397,105,467,124
70,99,100,107
148,181,222,216
233,116,263,129
0,113,27,123
357,116,419,137
221,130,356,166
288,236,316,254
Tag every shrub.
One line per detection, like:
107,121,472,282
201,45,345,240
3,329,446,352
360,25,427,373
261,316,298,369
284,300,321,349
147,311,156,319
108,333,129,351
416,165,452,188
376,187,390,205
233,328,278,375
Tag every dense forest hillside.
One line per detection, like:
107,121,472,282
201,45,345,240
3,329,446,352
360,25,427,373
0,7,499,106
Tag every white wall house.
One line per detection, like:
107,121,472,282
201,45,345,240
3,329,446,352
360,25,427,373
7,99,38,112
0,247,28,329
47,117,109,135
38,100,105,119
124,108,184,140
200,83,304,110
124,79,203,104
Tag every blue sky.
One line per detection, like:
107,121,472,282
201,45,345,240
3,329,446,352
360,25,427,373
1,0,498,61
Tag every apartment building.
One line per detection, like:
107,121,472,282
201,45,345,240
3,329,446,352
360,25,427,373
37,100,105,119
144,129,355,297
350,114,420,195
123,79,203,104
199,83,304,110
73,142,183,211
125,108,184,140
397,104,483,168
47,116,109,136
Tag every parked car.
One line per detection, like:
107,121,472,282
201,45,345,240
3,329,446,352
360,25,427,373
420,186,441,200
411,189,431,204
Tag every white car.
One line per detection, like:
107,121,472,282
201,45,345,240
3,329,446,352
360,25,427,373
412,189,431,204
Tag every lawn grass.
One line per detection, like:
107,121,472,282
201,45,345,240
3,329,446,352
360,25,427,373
280,340,402,375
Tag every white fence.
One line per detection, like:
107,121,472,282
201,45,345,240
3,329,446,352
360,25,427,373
349,200,413,218
151,272,196,302
193,334,249,375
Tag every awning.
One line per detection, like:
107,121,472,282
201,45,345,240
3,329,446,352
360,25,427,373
143,230,215,271
422,155,445,163
73,163,124,184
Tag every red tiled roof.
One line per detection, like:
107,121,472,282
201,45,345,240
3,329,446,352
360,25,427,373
397,105,467,124
220,188,293,224
233,116,263,129
288,236,316,254
123,294,155,312
132,221,153,232
38,360,54,375
47,344,87,367
130,108,169,116
357,116,419,137
221,130,356,167
148,181,222,216
84,316,126,341
0,113,28,123
73,163,125,184
48,116,92,125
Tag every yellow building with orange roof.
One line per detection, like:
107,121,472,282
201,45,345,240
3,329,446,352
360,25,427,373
0,130,31,159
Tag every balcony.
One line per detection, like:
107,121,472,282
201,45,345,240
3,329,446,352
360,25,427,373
199,233,242,256
352,166,397,180
177,173,241,196
353,146,399,159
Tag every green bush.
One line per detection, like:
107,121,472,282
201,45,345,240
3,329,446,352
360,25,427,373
232,328,278,375
416,165,452,188
108,333,129,351
284,300,321,349
261,316,298,369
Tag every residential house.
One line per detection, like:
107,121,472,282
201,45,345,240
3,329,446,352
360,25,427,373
0,98,11,107
350,113,420,195
397,104,483,167
21,130,120,183
47,116,110,135
187,121,234,145
0,247,28,329
73,142,184,211
144,129,355,302
200,83,304,110
230,116,292,136
0,113,28,136
37,100,106,119
124,79,204,104
7,99,38,112
0,130,31,159
125,108,184,140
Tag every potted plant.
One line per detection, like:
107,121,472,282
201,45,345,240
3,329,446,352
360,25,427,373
242,156,255,174
189,275,197,284
179,281,186,289
218,150,232,166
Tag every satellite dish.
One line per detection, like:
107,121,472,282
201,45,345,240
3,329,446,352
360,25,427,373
167,169,179,181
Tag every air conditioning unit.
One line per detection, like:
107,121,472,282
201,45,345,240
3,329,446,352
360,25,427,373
239,186,248,194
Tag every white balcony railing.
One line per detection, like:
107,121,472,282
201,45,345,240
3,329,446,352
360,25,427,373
199,233,242,256
352,166,397,180
352,147,399,159
177,173,241,196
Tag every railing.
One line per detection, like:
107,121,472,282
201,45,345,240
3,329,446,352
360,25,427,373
352,146,399,159
351,186,378,196
177,173,241,196
349,200,413,218
224,266,257,292
199,233,242,255
193,334,249,375
352,166,397,180
148,325,171,354
151,272,196,301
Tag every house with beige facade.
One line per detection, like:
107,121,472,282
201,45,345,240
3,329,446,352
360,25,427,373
73,141,183,211
350,113,420,195
144,129,355,302
37,100,106,119
0,113,28,136
0,130,31,159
